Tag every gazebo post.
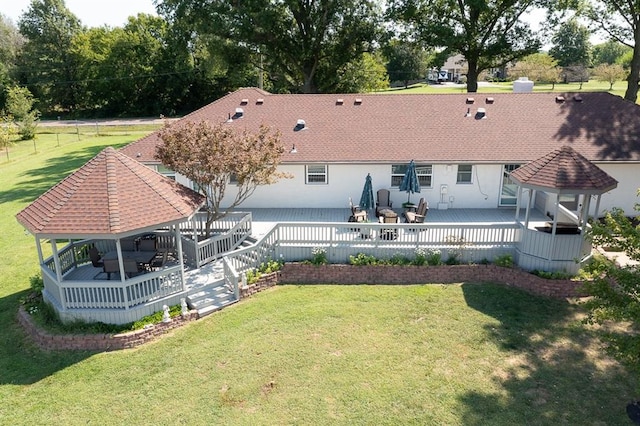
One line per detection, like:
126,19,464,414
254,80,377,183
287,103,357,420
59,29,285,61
514,186,522,223
174,224,186,291
524,189,535,229
50,239,63,283
115,239,126,283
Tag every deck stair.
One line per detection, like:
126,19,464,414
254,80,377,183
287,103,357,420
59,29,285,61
185,235,261,317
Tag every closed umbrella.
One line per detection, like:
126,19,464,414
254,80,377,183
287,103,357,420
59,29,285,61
359,173,375,212
399,159,421,203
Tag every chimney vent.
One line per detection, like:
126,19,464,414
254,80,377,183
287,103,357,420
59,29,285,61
294,119,306,131
233,107,244,119
475,108,487,119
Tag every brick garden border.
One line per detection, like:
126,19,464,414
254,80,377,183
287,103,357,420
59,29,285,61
17,264,584,351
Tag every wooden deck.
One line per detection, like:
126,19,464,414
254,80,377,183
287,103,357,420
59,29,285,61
234,207,549,237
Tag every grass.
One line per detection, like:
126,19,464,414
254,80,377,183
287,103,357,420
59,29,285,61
381,79,628,100
0,284,637,424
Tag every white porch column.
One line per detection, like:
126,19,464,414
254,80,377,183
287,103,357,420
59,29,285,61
51,239,62,283
175,224,186,291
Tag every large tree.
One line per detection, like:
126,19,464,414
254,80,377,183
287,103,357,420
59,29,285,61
384,40,427,88
585,1,640,102
17,0,83,113
582,191,640,373
389,0,546,92
158,0,382,94
509,52,561,88
592,40,631,66
0,14,24,105
549,19,592,67
156,121,291,236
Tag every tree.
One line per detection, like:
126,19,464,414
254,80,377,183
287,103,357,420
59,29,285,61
585,1,640,102
156,121,291,236
389,0,545,92
17,0,83,114
331,52,389,93
549,19,592,67
0,13,24,100
384,40,426,88
593,63,627,89
0,114,16,160
592,40,631,66
582,190,640,371
158,0,382,94
5,86,38,140
509,53,561,88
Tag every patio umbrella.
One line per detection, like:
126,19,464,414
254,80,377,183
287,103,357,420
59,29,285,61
359,173,375,212
399,159,421,203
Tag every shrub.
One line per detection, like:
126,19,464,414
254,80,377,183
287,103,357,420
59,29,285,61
388,253,411,265
494,254,514,268
29,274,44,293
349,253,378,265
426,249,442,266
413,248,427,266
310,247,328,265
531,269,575,280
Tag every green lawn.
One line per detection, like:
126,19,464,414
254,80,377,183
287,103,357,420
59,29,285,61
0,116,637,424
381,79,628,100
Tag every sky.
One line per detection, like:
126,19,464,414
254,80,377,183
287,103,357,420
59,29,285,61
4,0,158,27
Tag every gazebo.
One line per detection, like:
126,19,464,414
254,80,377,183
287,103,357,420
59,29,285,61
511,146,618,273
16,147,205,324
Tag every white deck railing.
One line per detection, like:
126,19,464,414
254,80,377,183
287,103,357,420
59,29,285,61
42,265,184,311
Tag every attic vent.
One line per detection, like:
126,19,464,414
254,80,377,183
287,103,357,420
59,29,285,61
336,98,344,105
240,98,248,105
555,96,565,103
256,98,264,104
294,119,306,131
354,98,362,105
573,95,583,102
475,108,487,119
233,107,244,119
466,97,475,104
485,97,494,104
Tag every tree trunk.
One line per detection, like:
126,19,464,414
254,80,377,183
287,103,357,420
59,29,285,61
624,26,640,102
466,61,479,93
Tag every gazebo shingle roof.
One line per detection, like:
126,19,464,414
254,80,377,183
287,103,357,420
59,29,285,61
16,147,204,237
510,145,618,194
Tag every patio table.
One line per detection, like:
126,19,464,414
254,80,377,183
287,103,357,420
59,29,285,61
104,250,157,268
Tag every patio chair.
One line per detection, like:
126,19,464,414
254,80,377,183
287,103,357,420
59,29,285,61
150,250,169,271
89,246,104,268
102,258,120,280
120,238,137,252
404,198,429,223
349,197,368,222
123,259,142,278
375,189,393,217
139,237,156,252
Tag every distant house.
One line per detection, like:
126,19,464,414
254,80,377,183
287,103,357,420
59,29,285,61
121,88,640,217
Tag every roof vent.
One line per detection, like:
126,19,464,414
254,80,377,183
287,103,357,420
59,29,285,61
336,98,344,105
555,96,565,103
354,98,362,105
464,108,471,118
573,95,583,102
466,97,475,104
294,119,306,131
233,107,244,119
240,98,248,105
475,108,487,119
256,98,264,104
485,97,494,104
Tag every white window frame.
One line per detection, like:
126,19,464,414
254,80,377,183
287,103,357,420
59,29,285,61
156,164,176,181
391,164,433,188
456,164,473,184
306,164,328,184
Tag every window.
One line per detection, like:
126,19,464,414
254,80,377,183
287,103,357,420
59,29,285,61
500,164,520,206
456,164,472,184
306,165,328,184
391,164,433,188
156,164,176,181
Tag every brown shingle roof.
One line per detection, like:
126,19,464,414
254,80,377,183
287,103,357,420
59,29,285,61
16,147,204,237
510,145,618,194
120,88,640,164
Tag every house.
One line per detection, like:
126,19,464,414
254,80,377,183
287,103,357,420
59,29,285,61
122,88,640,217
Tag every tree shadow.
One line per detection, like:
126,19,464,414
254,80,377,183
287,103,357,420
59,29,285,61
457,283,637,425
554,92,640,161
0,290,94,385
0,144,123,205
